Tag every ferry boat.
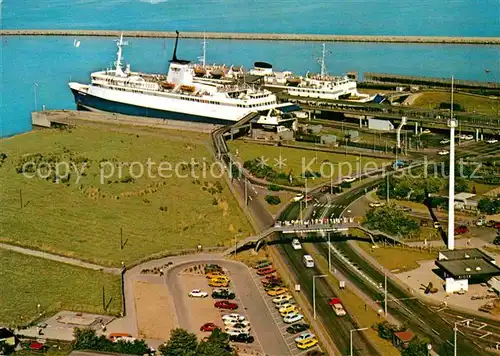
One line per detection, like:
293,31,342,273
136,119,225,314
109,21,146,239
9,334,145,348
249,44,373,102
69,32,299,126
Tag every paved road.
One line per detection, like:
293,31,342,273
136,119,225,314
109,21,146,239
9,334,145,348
166,258,290,356
0,242,120,274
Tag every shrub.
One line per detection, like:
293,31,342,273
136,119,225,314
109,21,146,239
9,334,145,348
269,184,281,192
265,195,281,205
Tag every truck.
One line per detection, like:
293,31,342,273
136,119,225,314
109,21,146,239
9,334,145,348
328,298,346,317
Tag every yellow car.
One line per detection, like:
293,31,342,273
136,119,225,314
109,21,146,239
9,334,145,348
205,271,225,279
267,287,288,296
280,305,299,316
208,280,229,288
296,338,318,350
211,275,230,283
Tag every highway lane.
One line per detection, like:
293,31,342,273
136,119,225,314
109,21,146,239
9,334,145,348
275,243,380,356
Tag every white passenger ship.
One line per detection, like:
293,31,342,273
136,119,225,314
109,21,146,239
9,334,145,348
249,44,373,102
69,32,299,126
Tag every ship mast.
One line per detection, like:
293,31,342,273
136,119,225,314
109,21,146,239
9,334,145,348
114,33,128,77
198,33,207,66
320,43,327,77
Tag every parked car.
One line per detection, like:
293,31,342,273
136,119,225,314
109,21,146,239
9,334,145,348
306,350,325,356
273,294,293,304
286,323,310,334
267,287,289,296
257,266,276,275
294,332,316,343
422,129,431,134
204,264,223,273
369,201,385,208
224,319,251,328
206,271,225,279
438,150,449,156
225,325,251,334
280,305,300,316
486,138,498,144
440,139,450,144
292,239,302,250
200,323,220,332
212,288,236,300
189,289,209,298
297,338,319,350
222,313,246,322
253,259,272,269
261,275,282,286
229,333,255,344
283,313,304,324
434,221,441,229
343,176,356,183
208,280,229,288
455,225,469,235
214,301,238,310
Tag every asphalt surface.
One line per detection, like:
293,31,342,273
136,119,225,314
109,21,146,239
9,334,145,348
167,259,290,356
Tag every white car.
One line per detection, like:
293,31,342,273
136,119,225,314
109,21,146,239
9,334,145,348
283,313,304,324
438,150,449,156
225,325,251,334
293,194,304,202
188,289,208,298
464,135,474,141
225,329,249,337
291,239,302,250
486,139,498,144
273,294,293,304
224,319,251,328
343,176,356,183
222,314,246,322
422,129,431,134
440,139,450,144
369,201,385,208
294,332,316,343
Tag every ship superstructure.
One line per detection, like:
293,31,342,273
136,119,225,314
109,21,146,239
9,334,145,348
69,32,298,126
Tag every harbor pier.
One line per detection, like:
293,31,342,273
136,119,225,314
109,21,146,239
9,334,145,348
2,30,500,45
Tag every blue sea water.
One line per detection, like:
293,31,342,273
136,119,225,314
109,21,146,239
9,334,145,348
1,0,499,137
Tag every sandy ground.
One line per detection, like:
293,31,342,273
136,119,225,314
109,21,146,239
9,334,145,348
133,281,178,341
395,261,498,311
181,274,223,339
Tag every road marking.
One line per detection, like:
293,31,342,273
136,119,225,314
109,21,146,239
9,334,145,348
446,340,453,346
416,317,425,324
432,328,440,336
480,332,492,339
477,323,487,330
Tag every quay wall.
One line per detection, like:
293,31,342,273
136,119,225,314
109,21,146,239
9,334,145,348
364,72,499,89
1,30,500,45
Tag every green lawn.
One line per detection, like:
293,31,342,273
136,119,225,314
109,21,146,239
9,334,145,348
356,241,436,273
410,91,499,116
0,250,121,327
0,127,253,266
228,140,389,185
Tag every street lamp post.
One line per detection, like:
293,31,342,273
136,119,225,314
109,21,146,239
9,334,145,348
350,327,368,356
328,232,331,272
454,319,472,356
312,274,327,320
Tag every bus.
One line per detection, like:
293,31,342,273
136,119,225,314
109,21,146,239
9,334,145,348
303,254,314,268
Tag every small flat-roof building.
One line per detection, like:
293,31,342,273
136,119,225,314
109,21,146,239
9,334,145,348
454,192,480,212
435,248,500,293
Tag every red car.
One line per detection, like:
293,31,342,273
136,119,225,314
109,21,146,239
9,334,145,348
257,267,276,275
200,322,220,332
214,300,238,310
455,225,469,235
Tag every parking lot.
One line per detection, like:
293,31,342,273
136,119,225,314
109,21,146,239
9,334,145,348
167,259,290,356
249,267,323,356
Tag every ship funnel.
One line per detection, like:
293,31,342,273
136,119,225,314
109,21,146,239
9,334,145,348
171,30,180,63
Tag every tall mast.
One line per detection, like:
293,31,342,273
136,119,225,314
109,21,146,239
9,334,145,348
447,76,458,250
320,43,326,77
114,33,128,77
202,33,206,66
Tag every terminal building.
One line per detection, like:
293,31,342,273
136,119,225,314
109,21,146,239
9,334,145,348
435,248,500,293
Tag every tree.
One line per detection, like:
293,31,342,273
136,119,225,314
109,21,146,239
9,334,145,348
365,204,420,238
265,195,281,205
401,336,431,356
0,341,15,355
72,328,149,355
196,329,235,356
159,328,198,356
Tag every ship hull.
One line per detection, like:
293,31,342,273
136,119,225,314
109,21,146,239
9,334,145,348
70,88,235,126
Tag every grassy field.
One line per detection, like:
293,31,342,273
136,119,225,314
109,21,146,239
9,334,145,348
0,126,253,266
0,250,121,327
410,91,499,116
227,140,389,185
356,241,436,273
259,190,296,216
307,247,400,356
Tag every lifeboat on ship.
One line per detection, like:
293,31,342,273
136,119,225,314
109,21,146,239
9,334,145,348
286,77,302,86
210,68,226,79
180,85,196,92
160,81,176,90
194,65,207,77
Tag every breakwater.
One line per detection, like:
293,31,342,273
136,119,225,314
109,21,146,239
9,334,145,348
1,30,499,45
364,73,499,89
